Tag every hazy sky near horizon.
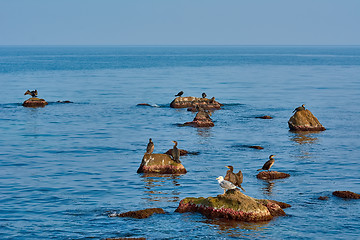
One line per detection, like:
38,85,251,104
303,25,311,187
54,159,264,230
1,0,360,45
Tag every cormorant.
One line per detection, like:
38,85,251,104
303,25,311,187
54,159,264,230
293,104,305,113
216,176,237,194
171,141,181,163
175,91,184,97
146,138,154,154
210,97,215,103
202,92,207,98
225,166,245,191
24,90,38,98
257,155,276,171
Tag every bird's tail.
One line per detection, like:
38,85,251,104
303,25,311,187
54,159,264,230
257,168,262,171
239,186,246,192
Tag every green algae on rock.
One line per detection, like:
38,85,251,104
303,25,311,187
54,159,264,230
137,153,187,174
175,189,287,221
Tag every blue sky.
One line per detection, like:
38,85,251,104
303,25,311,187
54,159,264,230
1,0,360,45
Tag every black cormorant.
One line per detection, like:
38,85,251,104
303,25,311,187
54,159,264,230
175,91,184,97
146,138,154,154
225,166,245,191
24,90,38,98
257,155,275,171
202,92,207,98
293,104,305,113
171,141,181,163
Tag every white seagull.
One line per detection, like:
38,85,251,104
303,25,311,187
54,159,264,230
216,176,237,194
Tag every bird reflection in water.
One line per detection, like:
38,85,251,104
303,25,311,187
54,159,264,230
290,131,320,145
262,180,275,195
140,174,181,202
197,128,212,138
203,219,270,238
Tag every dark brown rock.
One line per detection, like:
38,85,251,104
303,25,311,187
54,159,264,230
109,208,165,219
164,149,189,156
318,196,329,201
249,146,264,150
184,110,214,127
23,97,48,108
256,171,290,180
256,115,272,119
175,190,287,222
137,103,152,106
104,238,146,240
268,200,292,209
57,100,73,103
288,109,325,131
137,153,187,174
332,191,360,199
170,96,223,109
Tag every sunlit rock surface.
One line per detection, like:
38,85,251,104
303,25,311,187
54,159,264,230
288,109,325,131
137,153,187,174
23,97,48,107
170,96,222,109
176,189,287,221
256,171,290,180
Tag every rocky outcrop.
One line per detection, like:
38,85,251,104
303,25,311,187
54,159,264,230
318,196,329,201
184,110,214,127
23,97,48,107
170,96,223,109
175,190,287,221
109,208,165,219
332,191,360,199
137,153,187,174
288,109,325,131
256,171,290,180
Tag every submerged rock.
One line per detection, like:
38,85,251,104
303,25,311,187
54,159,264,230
256,115,272,119
288,109,325,131
256,171,290,180
57,100,73,103
104,238,146,240
249,145,264,150
109,208,165,219
175,189,287,221
137,153,187,174
23,97,48,108
137,103,152,106
184,110,214,127
318,196,329,201
332,191,360,199
170,96,223,109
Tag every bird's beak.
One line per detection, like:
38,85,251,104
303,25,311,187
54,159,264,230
225,166,229,169
216,177,219,180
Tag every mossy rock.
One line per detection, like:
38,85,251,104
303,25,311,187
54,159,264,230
137,153,186,174
288,109,325,131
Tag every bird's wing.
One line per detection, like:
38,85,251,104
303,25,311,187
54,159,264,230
220,180,236,189
236,171,243,185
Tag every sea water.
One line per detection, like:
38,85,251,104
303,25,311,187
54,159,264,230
0,46,359,239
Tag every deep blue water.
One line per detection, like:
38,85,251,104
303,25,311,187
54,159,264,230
0,46,360,239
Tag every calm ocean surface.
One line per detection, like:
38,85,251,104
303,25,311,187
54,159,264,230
0,46,360,239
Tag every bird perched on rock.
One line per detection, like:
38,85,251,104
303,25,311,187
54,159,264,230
146,138,154,154
24,90,38,98
216,176,237,194
202,92,207,98
257,155,276,171
171,141,181,163
293,104,305,113
175,91,184,97
225,166,245,192
210,97,215,103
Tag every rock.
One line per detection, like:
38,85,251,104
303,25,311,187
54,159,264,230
57,100,73,103
332,191,360,199
164,149,189,156
249,146,264,150
256,171,290,180
170,96,223,109
184,110,214,127
175,189,287,221
109,208,165,219
256,115,272,119
288,109,325,131
318,196,329,201
23,97,48,108
104,238,146,240
137,103,152,106
137,153,187,174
